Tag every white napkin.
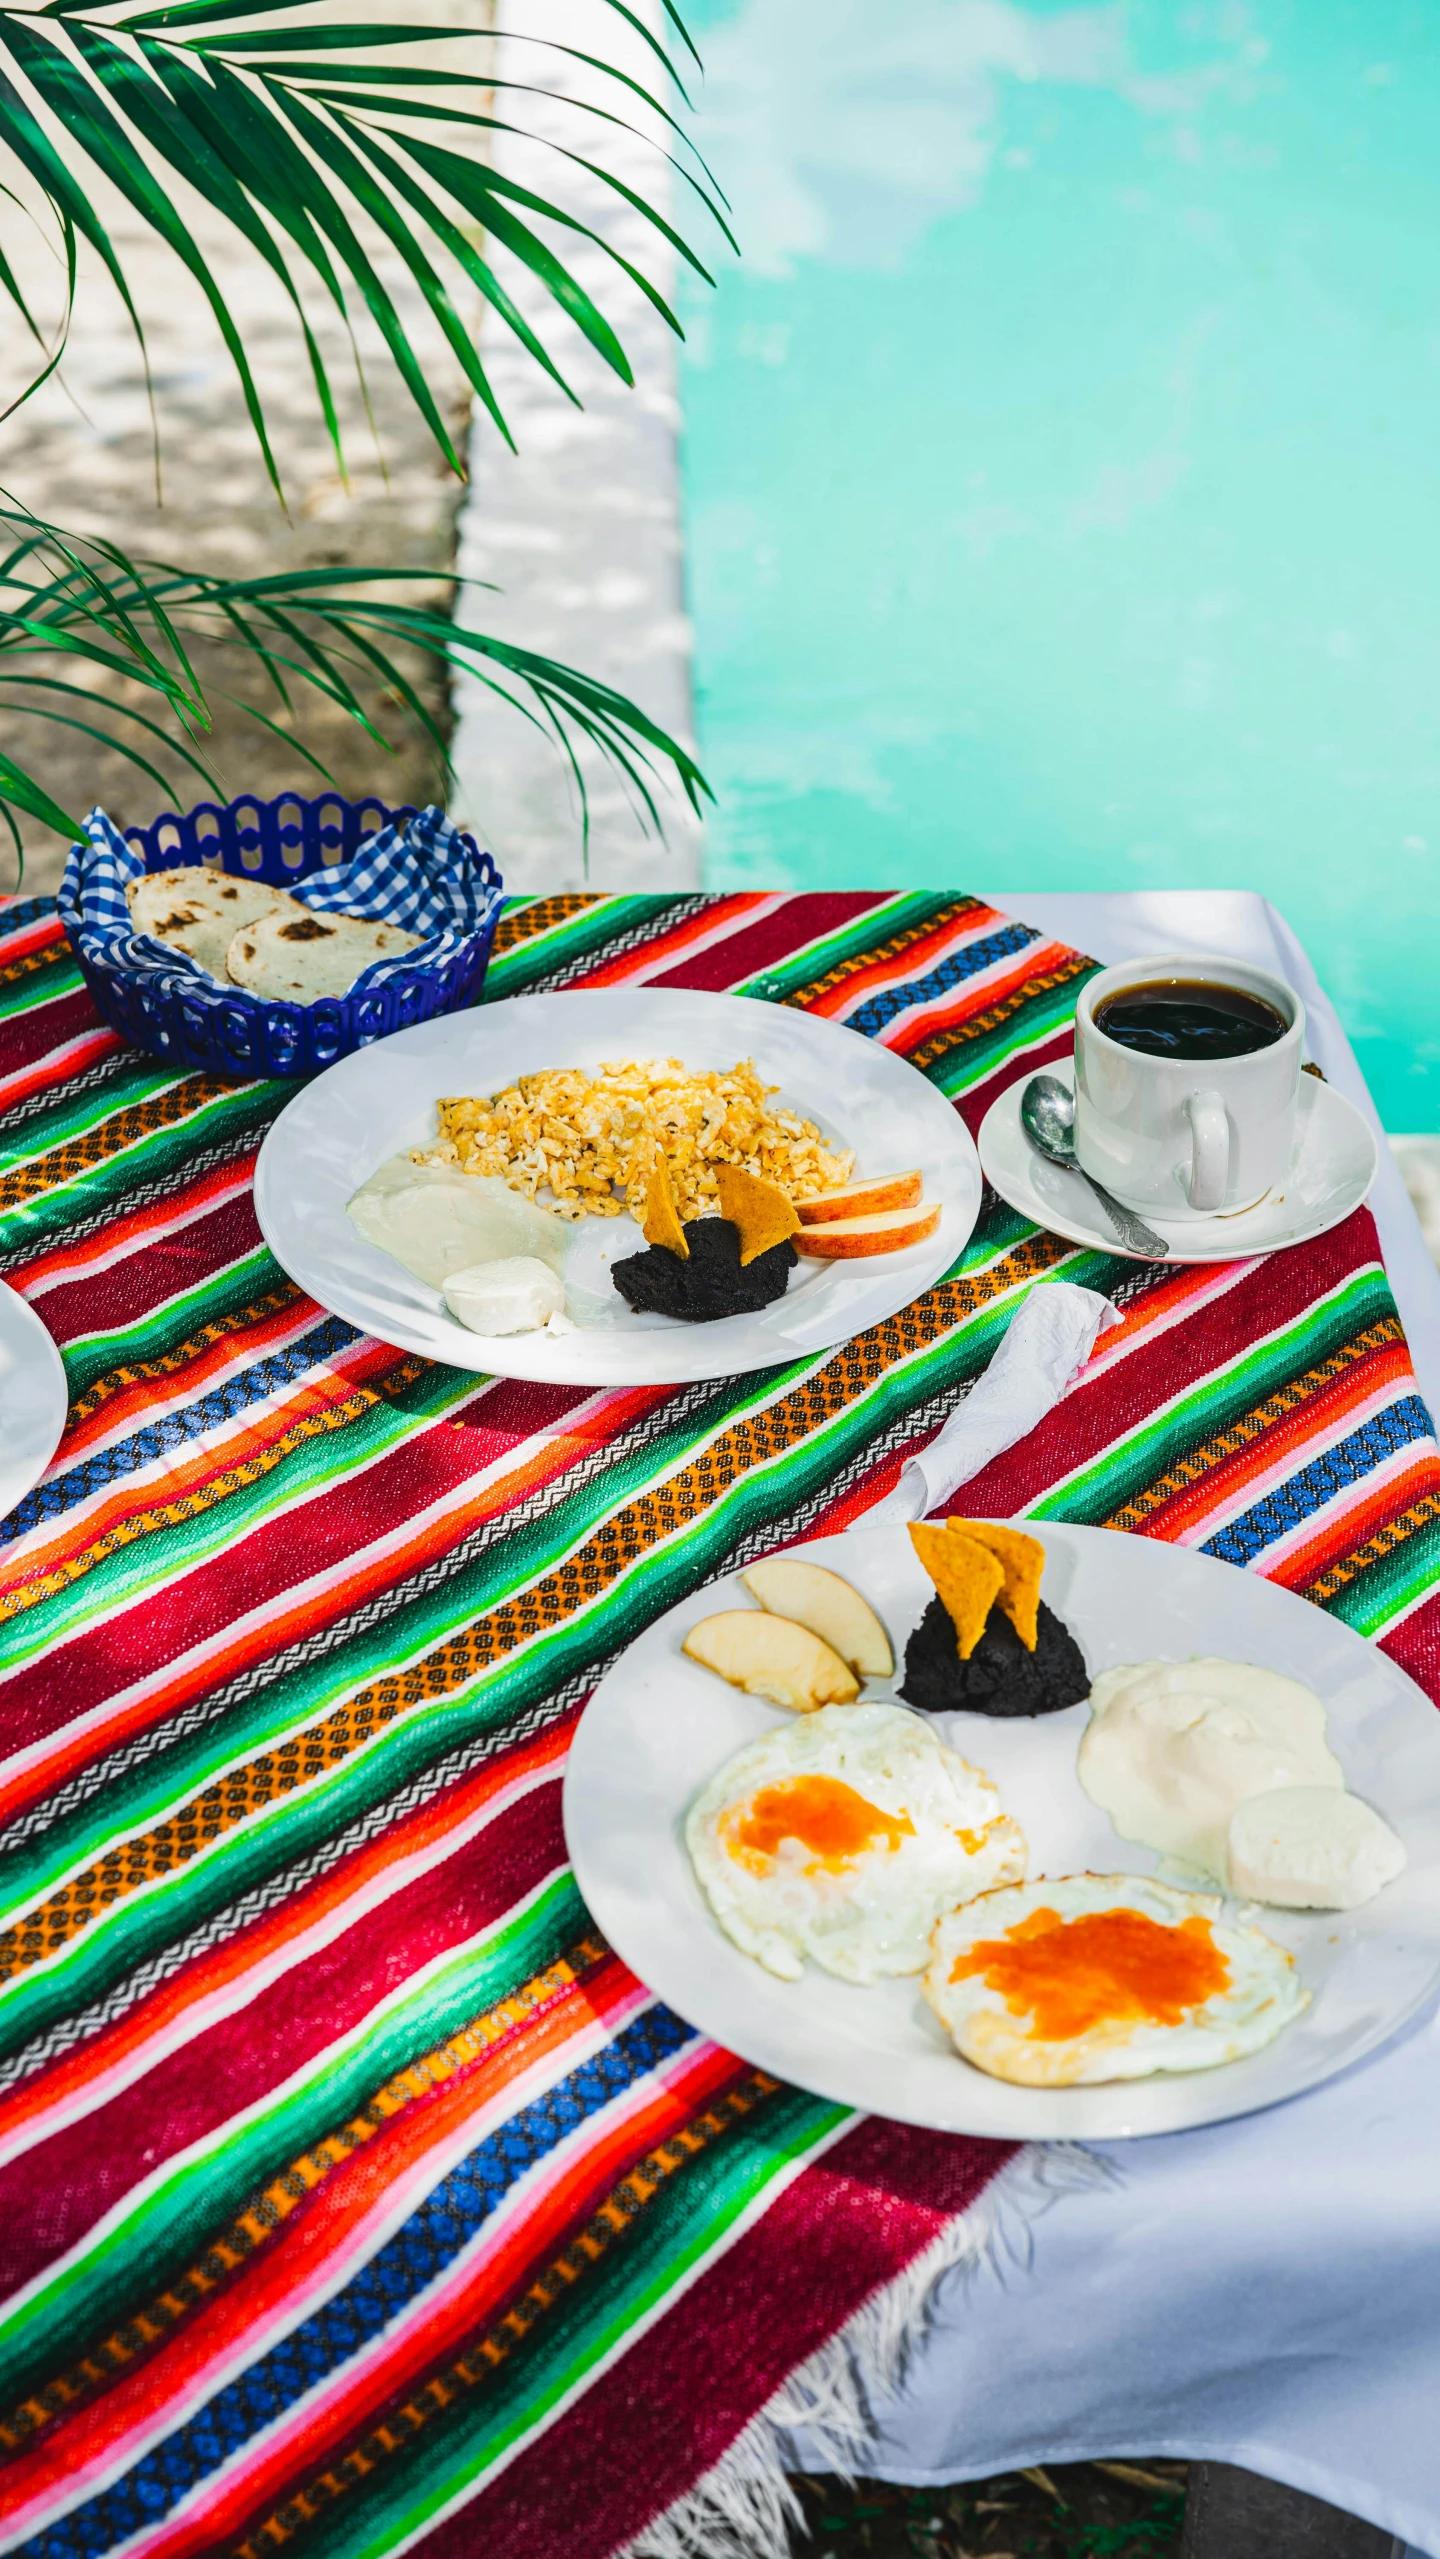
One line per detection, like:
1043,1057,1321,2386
868,1281,1120,1524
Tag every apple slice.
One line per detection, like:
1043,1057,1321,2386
741,1556,893,1678
682,1611,860,1711
794,1200,941,1259
799,1170,923,1226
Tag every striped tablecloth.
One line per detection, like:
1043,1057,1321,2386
1,886,1437,2559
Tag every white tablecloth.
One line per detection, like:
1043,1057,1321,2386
782,892,1439,2557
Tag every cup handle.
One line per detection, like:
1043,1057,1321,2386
1186,1089,1229,1212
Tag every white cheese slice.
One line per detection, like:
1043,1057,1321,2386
442,1256,566,1335
1226,1786,1406,1910
1078,1658,1344,1880
347,1156,566,1289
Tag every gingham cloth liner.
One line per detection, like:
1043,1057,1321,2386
59,804,501,1009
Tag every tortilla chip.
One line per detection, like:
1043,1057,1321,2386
714,1162,800,1266
908,1523,1004,1661
949,1519,1044,1652
642,1155,689,1258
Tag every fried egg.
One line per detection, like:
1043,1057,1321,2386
924,1872,1307,2086
685,1701,1026,1984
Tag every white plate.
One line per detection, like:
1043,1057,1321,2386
978,1059,1378,1262
254,990,981,1384
564,1522,1440,2138
0,1282,67,1521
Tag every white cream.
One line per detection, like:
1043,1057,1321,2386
1077,1657,1344,1882
442,1256,565,1336
1227,1786,1406,1910
347,1154,566,1290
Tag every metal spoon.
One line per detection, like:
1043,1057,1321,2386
1020,1075,1171,1257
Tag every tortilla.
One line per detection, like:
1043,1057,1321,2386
226,906,420,1003
127,866,299,981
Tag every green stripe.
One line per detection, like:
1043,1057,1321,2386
0,958,84,1023
0,1870,588,2407
927,972,1099,1096
0,1060,185,1167
2,1353,478,1671
0,1081,283,1256
483,896,692,1001
730,892,954,998
57,1243,280,1393
1324,1515,1440,1638
306,2082,849,2559
1028,1271,1396,1526
0,1258,1047,2048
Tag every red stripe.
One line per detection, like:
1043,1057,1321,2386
1382,1587,1440,1697
1124,1340,1419,1545
31,1191,268,1348
649,893,893,993
953,1024,1075,1135
0,1774,568,2303
944,1215,1386,1522
421,2116,1014,2559
797,906,1005,1020
885,942,1074,1057
0,985,110,1084
0,1027,122,1118
0,912,67,964
1263,1453,1440,1594
565,895,770,988
8,1157,257,1301
57,1297,331,1467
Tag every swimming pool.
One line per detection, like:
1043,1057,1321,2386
678,0,1440,1129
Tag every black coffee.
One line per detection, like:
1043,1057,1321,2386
1094,978,1288,1062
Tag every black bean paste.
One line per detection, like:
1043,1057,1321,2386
611,1215,795,1322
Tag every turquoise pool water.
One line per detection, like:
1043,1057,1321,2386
679,0,1440,1127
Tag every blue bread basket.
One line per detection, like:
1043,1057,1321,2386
61,790,504,1082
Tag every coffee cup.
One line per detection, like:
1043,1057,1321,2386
1073,953,1304,1220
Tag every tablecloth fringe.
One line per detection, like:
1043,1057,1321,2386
621,2141,1111,2559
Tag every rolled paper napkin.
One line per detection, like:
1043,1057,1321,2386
868,1281,1120,1525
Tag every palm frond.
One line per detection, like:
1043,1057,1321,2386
0,502,710,848
0,0,729,486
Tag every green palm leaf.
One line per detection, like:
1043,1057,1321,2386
0,0,720,484
0,503,710,858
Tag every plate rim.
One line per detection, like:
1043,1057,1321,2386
978,1058,1378,1262
0,1281,67,1519
253,987,983,1383
563,1518,1440,2140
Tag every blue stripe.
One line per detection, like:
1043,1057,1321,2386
0,1314,362,1547
1202,1396,1434,1569
845,921,1038,1039
22,2003,696,2559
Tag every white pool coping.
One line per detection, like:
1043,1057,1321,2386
447,0,702,891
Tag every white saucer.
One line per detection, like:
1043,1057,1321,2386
0,1282,67,1522
978,1060,1378,1262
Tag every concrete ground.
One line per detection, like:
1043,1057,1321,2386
0,10,483,896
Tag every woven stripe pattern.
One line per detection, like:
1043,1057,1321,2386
0,884,1437,2559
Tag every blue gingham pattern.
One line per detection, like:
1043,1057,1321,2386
59,805,500,1006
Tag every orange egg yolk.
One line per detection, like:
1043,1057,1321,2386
724,1775,915,1873
950,1904,1230,2042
